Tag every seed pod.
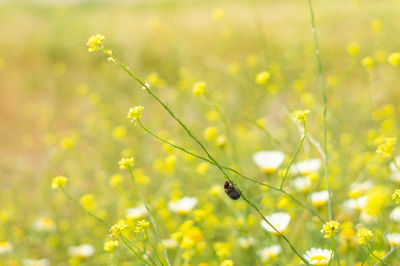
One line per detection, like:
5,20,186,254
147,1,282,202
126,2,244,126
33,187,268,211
224,181,240,200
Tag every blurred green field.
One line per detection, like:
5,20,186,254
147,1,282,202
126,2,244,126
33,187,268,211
1,0,400,265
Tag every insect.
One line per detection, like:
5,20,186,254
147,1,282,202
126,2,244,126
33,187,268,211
224,181,241,200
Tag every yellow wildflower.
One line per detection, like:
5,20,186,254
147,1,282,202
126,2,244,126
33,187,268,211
321,220,340,238
104,240,119,252
127,106,143,125
357,228,373,245
86,34,105,52
51,176,68,189
255,71,270,85
292,109,310,122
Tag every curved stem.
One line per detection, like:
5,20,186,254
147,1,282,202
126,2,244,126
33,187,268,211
280,121,307,189
107,53,309,264
138,120,324,223
307,0,332,221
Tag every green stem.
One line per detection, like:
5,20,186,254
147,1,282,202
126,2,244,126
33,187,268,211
138,120,324,223
106,52,309,264
145,231,164,266
365,243,391,266
127,167,171,266
307,0,332,221
60,188,150,264
280,121,307,189
391,156,400,170
120,234,152,266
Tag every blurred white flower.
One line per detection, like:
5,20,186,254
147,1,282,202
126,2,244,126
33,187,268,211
349,181,373,197
68,244,94,258
291,159,321,175
343,196,367,212
387,233,400,247
0,241,12,255
33,217,56,232
252,151,284,173
126,205,147,220
390,207,400,222
292,176,311,194
304,248,333,265
261,212,290,235
168,197,197,215
23,259,50,266
258,244,281,262
237,237,256,249
311,190,329,207
162,238,178,249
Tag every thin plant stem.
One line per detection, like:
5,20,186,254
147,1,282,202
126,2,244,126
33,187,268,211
60,188,150,264
127,167,171,266
390,156,400,170
145,231,164,266
280,121,307,189
120,234,152,266
105,52,310,264
307,0,332,221
365,243,391,266
138,119,324,223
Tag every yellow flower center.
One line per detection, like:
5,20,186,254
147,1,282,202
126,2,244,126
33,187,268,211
310,255,328,265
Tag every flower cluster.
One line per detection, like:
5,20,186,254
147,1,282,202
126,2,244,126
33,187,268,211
119,157,134,169
51,176,68,189
321,220,340,239
292,109,310,123
127,106,143,125
86,34,105,52
376,137,396,158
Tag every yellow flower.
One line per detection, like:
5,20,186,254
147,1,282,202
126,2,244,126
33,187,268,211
204,127,218,141
213,242,231,258
109,174,124,187
392,189,400,203
376,137,396,157
220,260,233,266
321,220,340,238
356,228,373,245
127,106,143,125
192,81,206,97
51,176,68,189
347,42,359,56
255,71,270,85
86,34,105,52
135,220,150,233
80,194,95,211
388,52,400,66
110,221,128,237
361,57,374,69
292,109,310,122
212,8,225,21
119,157,134,169
104,240,119,252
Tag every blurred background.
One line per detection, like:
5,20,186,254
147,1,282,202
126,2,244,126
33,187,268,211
1,0,400,265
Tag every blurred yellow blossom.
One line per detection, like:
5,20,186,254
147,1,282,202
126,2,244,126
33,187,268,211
51,176,68,189
104,240,119,252
292,109,310,122
119,157,134,169
255,71,270,85
87,34,105,52
321,220,340,238
127,106,143,125
193,81,207,97
356,228,373,245
388,52,400,66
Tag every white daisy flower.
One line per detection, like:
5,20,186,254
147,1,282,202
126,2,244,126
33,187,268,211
387,233,400,247
343,196,367,212
390,207,400,222
311,190,329,207
349,181,373,197
68,244,94,258
291,159,321,175
292,176,311,194
0,241,12,255
252,151,285,173
260,212,291,235
304,248,333,265
162,238,178,249
23,259,50,266
258,244,281,262
168,197,197,215
33,217,56,232
126,204,147,220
